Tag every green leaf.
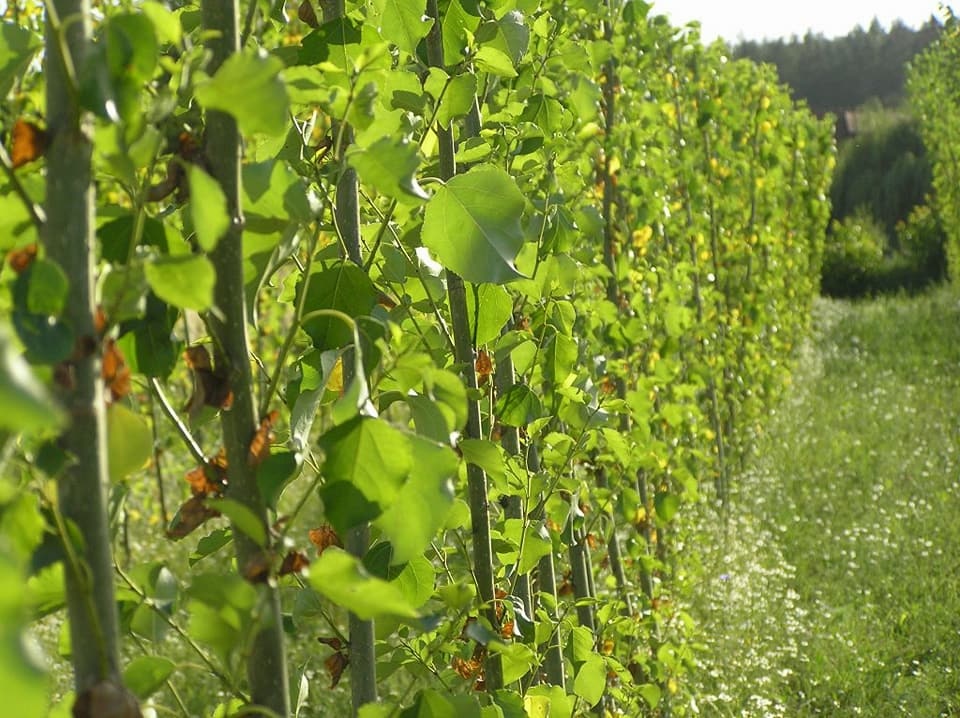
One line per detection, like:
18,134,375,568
187,166,229,252
140,1,182,45
490,641,537,684
517,522,552,574
437,73,478,129
107,403,153,481
654,492,679,523
257,451,300,511
374,435,456,564
637,683,662,709
186,574,256,660
390,554,436,608
300,262,378,350
573,654,607,707
106,14,158,84
243,160,313,230
0,327,64,434
422,165,526,284
348,136,428,202
441,0,480,65
0,557,47,718
195,51,289,137
318,417,413,511
466,283,512,345
117,294,179,379
474,46,517,78
308,548,419,619
123,656,175,700
145,255,215,310
543,333,577,383
459,439,505,482
374,0,431,56
0,23,41,101
525,686,573,718
21,259,68,317
206,498,267,548
495,384,542,427
188,529,232,567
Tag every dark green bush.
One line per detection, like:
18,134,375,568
821,211,886,297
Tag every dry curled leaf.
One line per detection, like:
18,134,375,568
317,636,344,651
183,345,233,418
324,650,349,689
146,131,204,202
10,118,49,169
166,494,220,540
452,656,482,680
475,350,493,385
102,338,132,402
248,410,279,467
5,242,37,274
184,448,228,497
308,525,342,555
279,549,310,576
297,0,319,28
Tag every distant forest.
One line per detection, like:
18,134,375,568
732,17,943,115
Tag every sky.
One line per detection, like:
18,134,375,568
648,1,943,43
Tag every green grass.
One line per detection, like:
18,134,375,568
686,287,960,716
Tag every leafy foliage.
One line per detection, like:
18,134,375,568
0,0,835,715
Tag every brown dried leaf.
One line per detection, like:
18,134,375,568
452,656,482,680
166,495,220,540
10,119,49,169
248,410,279,467
5,242,37,274
102,338,132,402
279,550,311,576
183,345,233,418
308,525,342,555
324,651,349,688
475,350,493,385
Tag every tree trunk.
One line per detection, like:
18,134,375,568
201,1,290,713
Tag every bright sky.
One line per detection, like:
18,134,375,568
648,1,943,43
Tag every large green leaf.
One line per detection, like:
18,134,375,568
195,52,288,137
573,654,607,706
0,326,64,434
21,259,68,319
0,557,47,718
465,283,513,345
107,403,152,481
243,160,312,229
300,262,377,350
0,23,40,101
373,0,431,56
308,548,418,619
317,416,412,511
123,656,175,700
374,435,457,564
347,136,428,202
187,166,229,252
422,165,526,284
145,255,215,310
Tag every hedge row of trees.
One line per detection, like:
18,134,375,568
734,17,942,116
0,1,832,715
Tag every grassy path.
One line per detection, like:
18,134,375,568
688,288,960,716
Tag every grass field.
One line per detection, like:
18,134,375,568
688,287,960,716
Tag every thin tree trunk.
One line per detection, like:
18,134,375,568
425,0,503,690
44,1,136,711
201,1,290,713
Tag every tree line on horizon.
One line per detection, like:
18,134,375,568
732,16,942,117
